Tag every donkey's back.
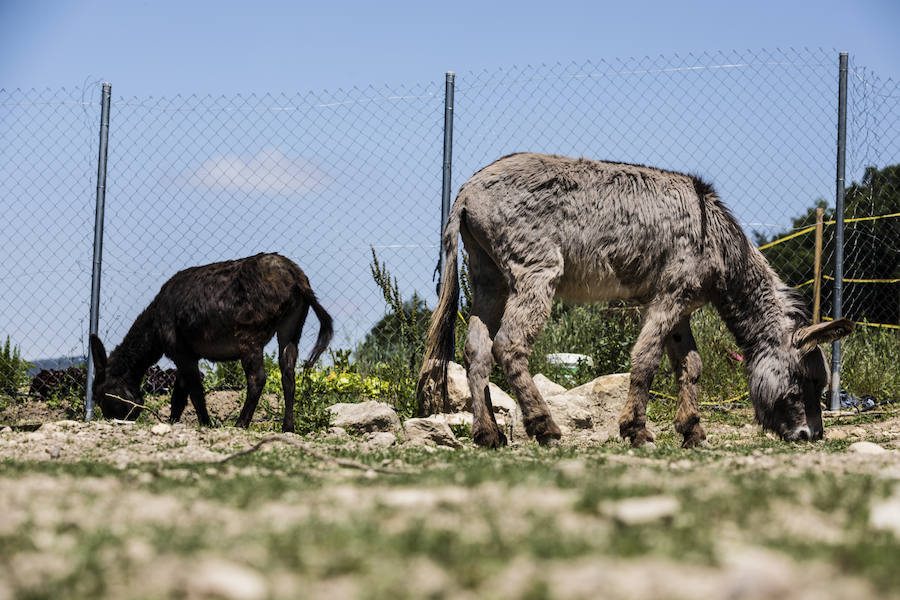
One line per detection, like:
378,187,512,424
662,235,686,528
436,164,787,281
455,153,735,305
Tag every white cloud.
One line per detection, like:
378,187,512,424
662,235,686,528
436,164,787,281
186,148,329,196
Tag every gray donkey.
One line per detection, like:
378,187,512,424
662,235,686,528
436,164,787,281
417,153,853,448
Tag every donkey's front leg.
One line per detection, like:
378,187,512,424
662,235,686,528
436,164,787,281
666,318,707,448
619,300,685,447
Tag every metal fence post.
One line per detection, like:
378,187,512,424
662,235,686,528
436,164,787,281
830,53,848,411
437,72,455,291
85,82,112,421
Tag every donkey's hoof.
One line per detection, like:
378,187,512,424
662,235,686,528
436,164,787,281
474,427,508,449
681,431,708,449
626,428,656,448
526,414,562,444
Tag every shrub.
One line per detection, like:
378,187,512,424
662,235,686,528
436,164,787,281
1,336,32,397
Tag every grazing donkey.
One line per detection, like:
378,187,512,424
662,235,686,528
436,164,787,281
90,253,333,432
417,153,853,448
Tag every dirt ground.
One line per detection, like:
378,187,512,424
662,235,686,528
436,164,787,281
2,393,900,600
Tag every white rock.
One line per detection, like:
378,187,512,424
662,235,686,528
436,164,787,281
150,423,172,436
186,559,268,600
533,373,567,397
364,431,397,449
444,362,517,416
328,401,401,433
403,418,461,448
609,495,680,525
325,426,349,440
870,497,900,536
848,441,888,455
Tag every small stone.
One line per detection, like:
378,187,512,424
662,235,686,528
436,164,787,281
150,423,172,436
850,427,867,438
609,495,679,525
325,426,349,440
364,431,397,449
870,497,900,536
403,418,461,449
328,401,401,433
847,441,888,455
1,426,11,434
828,429,849,441
186,559,267,600
46,445,62,459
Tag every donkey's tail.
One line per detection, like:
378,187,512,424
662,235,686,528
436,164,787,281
415,206,462,416
303,295,335,369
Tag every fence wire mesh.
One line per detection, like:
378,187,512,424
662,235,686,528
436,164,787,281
1,48,897,411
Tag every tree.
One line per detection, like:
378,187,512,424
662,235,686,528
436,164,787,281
757,164,900,326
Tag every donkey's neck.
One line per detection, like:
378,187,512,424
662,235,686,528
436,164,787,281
711,251,802,364
108,306,164,385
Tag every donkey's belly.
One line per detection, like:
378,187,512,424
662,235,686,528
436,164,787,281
556,269,648,304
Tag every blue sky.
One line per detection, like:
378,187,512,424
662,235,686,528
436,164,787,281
2,0,898,95
2,0,899,362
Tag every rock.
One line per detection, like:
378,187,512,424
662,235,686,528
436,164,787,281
1,426,11,434
828,428,849,441
544,373,629,434
445,361,472,412
850,427,867,438
608,495,680,525
403,418,461,449
151,423,172,436
533,373,567,397
185,559,267,600
328,401,401,433
847,441,888,455
45,445,62,459
870,497,900,536
364,431,397,449
444,362,517,416
325,426,349,440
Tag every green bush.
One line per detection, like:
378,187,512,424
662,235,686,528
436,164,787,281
837,324,900,401
1,336,32,397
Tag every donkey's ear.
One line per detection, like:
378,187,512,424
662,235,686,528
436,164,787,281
793,319,854,354
89,334,108,381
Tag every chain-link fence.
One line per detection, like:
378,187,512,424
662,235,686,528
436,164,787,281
1,48,897,410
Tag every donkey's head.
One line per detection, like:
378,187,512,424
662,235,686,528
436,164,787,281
750,319,854,441
89,334,144,421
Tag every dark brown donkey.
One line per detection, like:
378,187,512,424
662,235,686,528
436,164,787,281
418,153,853,448
90,253,333,432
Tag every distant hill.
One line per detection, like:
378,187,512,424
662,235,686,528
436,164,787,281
27,356,87,376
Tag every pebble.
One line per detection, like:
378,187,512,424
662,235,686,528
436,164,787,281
828,429,849,441
847,441,888,455
870,497,900,536
186,559,268,600
150,423,172,436
609,495,680,525
850,427,867,438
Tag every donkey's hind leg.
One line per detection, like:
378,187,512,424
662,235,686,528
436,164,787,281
619,298,689,447
169,371,189,423
492,269,562,446
234,350,266,428
465,281,508,448
177,360,211,426
665,317,707,448
277,304,309,433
